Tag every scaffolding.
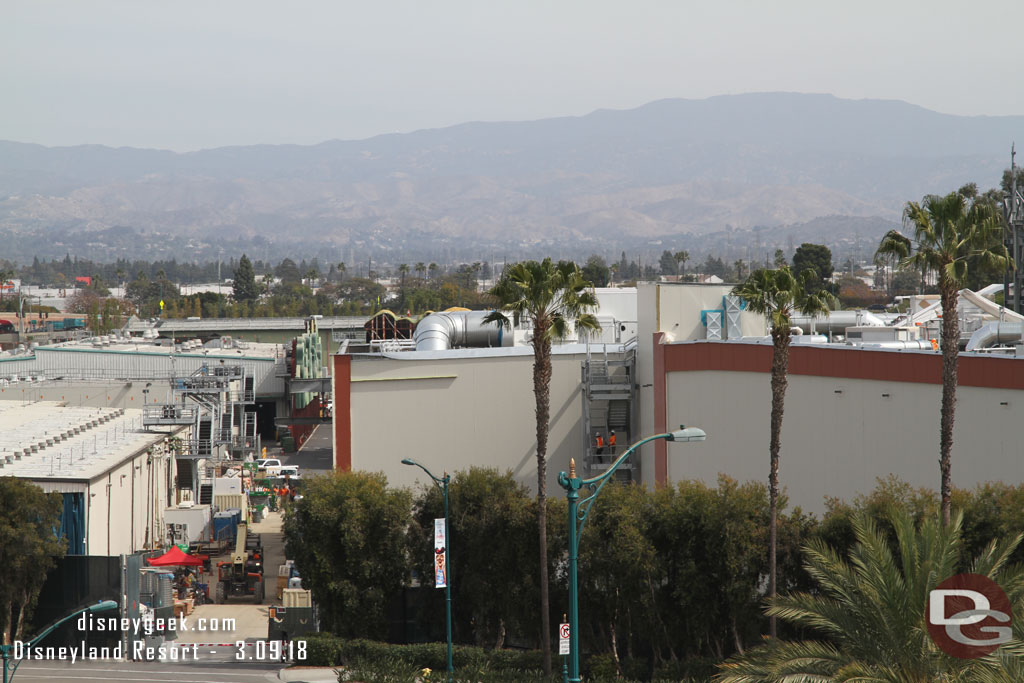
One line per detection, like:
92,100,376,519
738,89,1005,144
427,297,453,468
142,362,258,461
580,340,637,480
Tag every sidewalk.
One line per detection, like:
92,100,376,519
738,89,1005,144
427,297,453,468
279,666,343,682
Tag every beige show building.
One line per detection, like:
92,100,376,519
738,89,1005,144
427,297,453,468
0,402,179,555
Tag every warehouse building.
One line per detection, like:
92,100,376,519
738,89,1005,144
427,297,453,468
0,402,178,555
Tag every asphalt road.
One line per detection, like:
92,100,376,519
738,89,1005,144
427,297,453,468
279,424,333,476
13,656,283,683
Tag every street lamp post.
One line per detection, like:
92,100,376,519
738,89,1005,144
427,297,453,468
401,458,453,682
0,599,118,683
557,427,706,683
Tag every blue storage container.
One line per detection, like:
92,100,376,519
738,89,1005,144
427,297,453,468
212,512,235,544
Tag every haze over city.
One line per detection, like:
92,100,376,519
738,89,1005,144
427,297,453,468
3,0,1022,151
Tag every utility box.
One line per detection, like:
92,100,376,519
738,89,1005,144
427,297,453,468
845,326,920,342
268,604,318,640
283,588,312,608
213,477,242,495
163,505,212,544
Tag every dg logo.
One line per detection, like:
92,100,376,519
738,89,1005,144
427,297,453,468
927,573,1012,659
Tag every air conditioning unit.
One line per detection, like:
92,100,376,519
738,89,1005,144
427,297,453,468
177,489,195,508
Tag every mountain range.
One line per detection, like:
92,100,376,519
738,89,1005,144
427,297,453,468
1,92,1020,264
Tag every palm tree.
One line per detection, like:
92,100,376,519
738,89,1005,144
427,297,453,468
674,250,690,275
717,509,1024,681
484,259,600,674
415,262,426,279
876,187,1007,526
428,262,439,280
398,264,410,306
336,262,346,282
732,267,835,638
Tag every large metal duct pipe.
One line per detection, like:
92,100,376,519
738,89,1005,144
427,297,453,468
965,321,1024,352
414,311,513,351
854,340,936,350
791,310,886,335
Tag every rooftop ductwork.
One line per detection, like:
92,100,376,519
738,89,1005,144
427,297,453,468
965,321,1024,352
413,310,513,352
855,340,936,350
791,310,886,335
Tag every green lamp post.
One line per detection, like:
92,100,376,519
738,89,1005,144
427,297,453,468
402,457,453,682
1,599,119,683
557,427,706,683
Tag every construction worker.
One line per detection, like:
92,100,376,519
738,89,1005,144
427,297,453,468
608,430,617,454
595,431,604,455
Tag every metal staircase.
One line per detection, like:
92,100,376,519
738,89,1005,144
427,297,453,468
143,362,260,461
581,342,636,480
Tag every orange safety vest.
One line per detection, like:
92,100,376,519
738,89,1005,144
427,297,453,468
608,434,616,447
595,435,604,448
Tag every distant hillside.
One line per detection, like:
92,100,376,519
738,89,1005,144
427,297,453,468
0,93,1019,263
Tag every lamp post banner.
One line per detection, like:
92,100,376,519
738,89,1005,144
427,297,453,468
434,518,447,589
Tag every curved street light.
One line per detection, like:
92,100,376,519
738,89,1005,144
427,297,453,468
557,427,706,683
1,599,119,683
401,458,453,682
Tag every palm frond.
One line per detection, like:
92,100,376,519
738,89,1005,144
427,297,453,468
719,507,1023,682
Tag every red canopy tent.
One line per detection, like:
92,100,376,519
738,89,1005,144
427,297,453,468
146,546,208,567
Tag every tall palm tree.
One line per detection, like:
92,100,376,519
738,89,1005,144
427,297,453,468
484,259,600,674
732,267,835,637
674,250,690,275
398,264,410,306
428,262,439,280
415,262,426,279
876,188,1007,526
336,262,346,282
717,509,1024,682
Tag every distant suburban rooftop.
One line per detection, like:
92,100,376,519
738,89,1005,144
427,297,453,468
125,316,369,333
0,402,174,481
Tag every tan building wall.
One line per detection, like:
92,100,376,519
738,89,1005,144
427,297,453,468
334,348,595,494
636,283,767,486
659,344,1024,514
33,444,174,556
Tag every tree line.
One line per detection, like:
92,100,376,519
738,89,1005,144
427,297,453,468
282,469,1024,680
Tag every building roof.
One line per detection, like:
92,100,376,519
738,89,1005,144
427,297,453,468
38,337,284,361
125,316,368,333
0,402,174,482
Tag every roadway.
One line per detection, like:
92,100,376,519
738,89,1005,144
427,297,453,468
277,424,333,476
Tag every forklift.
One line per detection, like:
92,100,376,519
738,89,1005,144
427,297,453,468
214,521,265,603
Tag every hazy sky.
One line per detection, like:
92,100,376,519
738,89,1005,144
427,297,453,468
3,0,1021,151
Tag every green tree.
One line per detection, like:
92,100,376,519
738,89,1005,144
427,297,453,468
0,478,67,644
282,471,411,639
232,254,259,304
336,262,346,282
773,248,787,268
717,509,1024,682
791,243,834,293
428,263,439,280
275,258,302,285
484,259,600,674
659,250,678,276
410,468,538,648
581,255,611,288
415,262,426,279
876,188,1007,526
703,255,727,278
732,267,835,637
